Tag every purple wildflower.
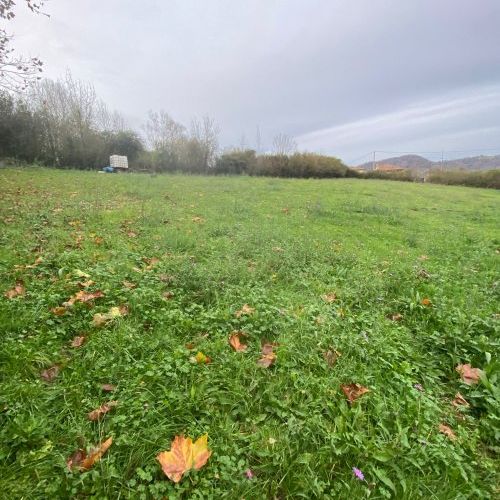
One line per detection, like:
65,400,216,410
413,383,424,392
352,467,365,481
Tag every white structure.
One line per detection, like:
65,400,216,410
110,155,128,170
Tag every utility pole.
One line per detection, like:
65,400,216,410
441,151,444,171
372,151,376,171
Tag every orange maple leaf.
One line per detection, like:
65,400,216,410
157,434,211,483
88,401,118,421
341,383,370,403
229,331,248,352
257,342,277,368
455,364,483,385
4,281,25,299
438,423,457,441
67,437,113,471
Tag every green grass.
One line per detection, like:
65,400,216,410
0,167,499,499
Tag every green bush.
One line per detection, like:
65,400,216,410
426,169,500,189
213,150,257,175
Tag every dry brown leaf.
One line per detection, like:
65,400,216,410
4,281,25,299
192,216,204,223
51,306,67,316
163,291,174,300
71,437,113,471
421,298,432,306
456,364,483,385
452,392,469,407
127,231,137,238
322,293,337,303
101,383,116,392
94,236,104,245
122,280,137,289
439,423,457,441
41,365,60,382
229,331,248,352
70,336,86,348
157,434,211,483
88,401,118,421
63,290,104,307
341,383,370,403
235,304,255,318
257,342,277,368
92,305,128,327
24,256,43,269
142,257,160,270
388,313,403,321
323,349,341,367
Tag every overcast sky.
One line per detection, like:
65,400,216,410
9,0,500,163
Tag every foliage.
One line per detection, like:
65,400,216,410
0,169,498,498
426,169,500,189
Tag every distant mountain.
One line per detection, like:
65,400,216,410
357,154,500,171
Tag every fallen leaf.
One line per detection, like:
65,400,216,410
67,437,113,471
185,342,195,350
438,423,457,441
63,290,104,307
4,281,25,299
127,231,137,238
388,313,403,321
88,401,118,421
193,351,211,364
456,364,483,385
257,342,277,368
235,304,255,318
341,383,370,403
418,269,431,279
92,305,128,327
142,257,160,270
229,331,248,352
70,336,86,348
24,256,43,269
156,434,211,483
51,306,67,316
322,293,337,303
163,291,174,300
281,207,290,214
419,255,429,261
122,280,137,289
101,384,116,392
41,365,60,382
452,392,469,407
323,349,341,367
421,298,432,306
192,216,204,223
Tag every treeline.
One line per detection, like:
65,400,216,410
1,73,498,187
0,72,351,178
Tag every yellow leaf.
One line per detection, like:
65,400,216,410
156,434,211,483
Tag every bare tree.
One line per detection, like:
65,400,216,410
190,115,220,168
272,132,297,156
0,0,46,92
143,110,186,151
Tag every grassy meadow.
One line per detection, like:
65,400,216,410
0,168,499,499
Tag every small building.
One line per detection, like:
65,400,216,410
374,163,405,173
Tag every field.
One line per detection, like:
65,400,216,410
0,168,498,499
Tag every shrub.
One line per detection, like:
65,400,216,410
426,169,500,189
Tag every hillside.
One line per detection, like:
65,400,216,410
358,154,500,171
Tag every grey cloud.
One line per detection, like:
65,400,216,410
9,0,500,161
